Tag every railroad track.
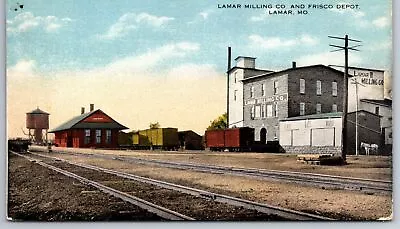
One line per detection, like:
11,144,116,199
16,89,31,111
33,147,391,195
11,151,193,221
15,151,333,220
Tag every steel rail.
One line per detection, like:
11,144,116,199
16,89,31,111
30,147,392,194
10,151,195,221
28,152,333,220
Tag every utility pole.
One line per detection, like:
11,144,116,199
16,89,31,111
227,47,232,129
351,75,365,156
329,35,361,162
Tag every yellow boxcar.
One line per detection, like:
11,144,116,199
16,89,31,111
132,128,179,149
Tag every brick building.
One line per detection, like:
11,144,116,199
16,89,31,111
229,57,344,142
50,104,127,148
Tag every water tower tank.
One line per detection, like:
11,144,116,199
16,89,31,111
26,107,49,143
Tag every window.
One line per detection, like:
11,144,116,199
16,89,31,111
300,78,305,94
316,80,322,95
261,104,266,118
300,102,305,116
96,129,101,144
262,84,265,96
326,120,334,127
84,129,91,144
375,107,380,115
266,104,273,117
274,103,279,117
332,81,337,96
255,105,261,118
274,81,278,94
250,106,255,119
106,130,112,144
234,90,237,101
250,86,254,98
332,104,337,112
316,103,322,114
234,72,237,83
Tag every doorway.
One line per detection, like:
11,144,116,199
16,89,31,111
67,135,73,147
260,128,267,144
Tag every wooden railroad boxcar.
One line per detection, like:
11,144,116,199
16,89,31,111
205,127,255,151
205,129,225,151
178,130,204,150
118,131,133,147
225,127,254,151
132,128,179,150
8,139,31,152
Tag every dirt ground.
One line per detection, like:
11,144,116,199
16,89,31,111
39,146,392,180
7,153,163,221
48,151,393,220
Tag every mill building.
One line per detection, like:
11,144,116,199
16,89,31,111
229,57,344,143
228,56,392,155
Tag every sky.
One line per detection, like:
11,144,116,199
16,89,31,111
6,0,392,138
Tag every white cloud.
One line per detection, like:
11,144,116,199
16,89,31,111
250,9,276,22
296,51,362,66
7,59,37,75
198,9,215,20
98,12,174,40
7,43,224,138
7,12,73,34
372,17,390,28
330,4,390,29
366,40,392,51
199,11,209,20
94,42,200,74
248,34,319,49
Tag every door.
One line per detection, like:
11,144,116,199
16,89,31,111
260,128,267,144
67,135,73,147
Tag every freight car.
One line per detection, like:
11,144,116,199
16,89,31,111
131,128,180,150
8,138,31,153
178,130,204,150
205,127,254,151
118,131,133,147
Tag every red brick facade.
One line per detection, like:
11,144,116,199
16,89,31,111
54,129,119,148
52,110,126,148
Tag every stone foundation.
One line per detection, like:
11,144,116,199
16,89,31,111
282,145,341,155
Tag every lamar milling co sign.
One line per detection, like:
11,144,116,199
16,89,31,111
245,93,288,106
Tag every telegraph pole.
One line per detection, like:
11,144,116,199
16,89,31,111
227,47,232,129
351,76,365,156
329,35,361,162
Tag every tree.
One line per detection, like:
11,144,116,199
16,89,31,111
207,113,227,130
149,122,160,129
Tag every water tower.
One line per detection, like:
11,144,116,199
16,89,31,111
26,107,49,144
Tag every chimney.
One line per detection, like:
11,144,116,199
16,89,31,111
81,107,85,114
227,47,232,71
292,61,297,69
90,104,94,112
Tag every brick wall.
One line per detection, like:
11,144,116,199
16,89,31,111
287,66,344,117
243,74,288,141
